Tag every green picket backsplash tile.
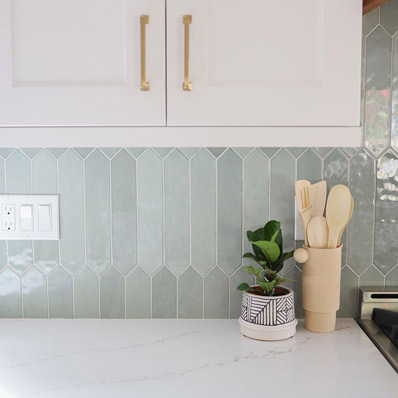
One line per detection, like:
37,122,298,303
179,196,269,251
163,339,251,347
1,5,398,319
100,267,124,319
217,149,242,276
0,267,22,318
58,150,85,274
164,149,190,276
22,267,47,318
191,149,216,275
111,149,137,275
48,267,73,318
85,150,111,274
126,267,150,319
74,267,99,318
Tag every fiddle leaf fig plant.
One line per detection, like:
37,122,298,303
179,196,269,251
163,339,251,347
237,220,294,296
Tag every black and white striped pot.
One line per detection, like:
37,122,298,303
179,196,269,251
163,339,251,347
239,286,297,341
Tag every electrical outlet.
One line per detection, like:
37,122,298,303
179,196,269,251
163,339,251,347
2,204,16,231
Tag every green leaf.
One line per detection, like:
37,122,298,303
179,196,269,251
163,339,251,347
258,280,277,296
277,278,296,283
246,231,257,243
252,241,280,263
263,220,281,242
243,266,265,282
253,227,265,241
242,252,258,261
283,251,294,261
237,283,251,291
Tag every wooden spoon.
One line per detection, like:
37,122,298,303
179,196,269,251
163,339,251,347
326,185,352,249
337,195,354,246
307,216,328,249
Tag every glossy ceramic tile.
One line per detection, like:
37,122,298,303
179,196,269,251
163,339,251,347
362,7,379,36
360,265,384,287
217,149,242,276
337,266,359,318
164,150,190,276
386,266,398,286
178,267,203,319
6,150,30,193
0,267,22,318
74,267,99,318
8,240,32,274
32,150,56,194
22,267,47,318
229,267,254,318
137,150,163,275
58,150,85,274
374,151,398,274
178,147,200,159
48,267,73,318
297,149,322,183
126,267,151,318
111,150,137,275
204,267,229,318
85,150,111,274
380,0,398,35
100,267,124,319
392,36,398,149
152,267,177,318
365,27,391,156
191,149,216,275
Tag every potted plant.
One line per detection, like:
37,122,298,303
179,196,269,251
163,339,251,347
237,220,297,341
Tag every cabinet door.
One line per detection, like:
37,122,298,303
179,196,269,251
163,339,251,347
167,0,362,127
0,0,165,126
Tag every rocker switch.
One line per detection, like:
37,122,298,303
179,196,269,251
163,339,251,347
38,205,51,231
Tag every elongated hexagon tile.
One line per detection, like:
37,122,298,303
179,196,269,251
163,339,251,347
337,266,359,318
207,147,227,158
178,148,200,159
374,151,398,274
22,267,47,318
0,158,4,194
20,148,41,159
164,150,189,276
100,267,124,319
111,149,137,275
270,149,295,252
204,267,229,319
348,150,375,274
178,267,203,318
230,267,254,319
341,147,360,157
6,150,30,193
286,147,307,158
233,147,253,159
0,267,22,318
244,149,269,253
137,150,163,275
47,148,67,159
126,267,150,318
33,241,59,274
259,147,279,158
85,150,111,274
153,148,173,158
152,267,177,318
74,267,99,318
361,35,366,140
217,149,242,275
365,27,391,156
380,0,398,35
126,148,146,159
386,266,398,286
48,267,73,318
313,147,334,158
0,241,6,272
360,266,384,287
392,36,398,149
74,148,94,159
363,7,379,36
297,149,322,183
0,148,16,159
8,241,32,275
191,149,216,276
283,265,304,318
58,150,85,274
100,148,120,159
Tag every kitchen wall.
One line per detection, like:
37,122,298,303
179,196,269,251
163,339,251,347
0,3,397,319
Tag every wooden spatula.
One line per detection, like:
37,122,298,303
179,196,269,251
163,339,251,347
309,181,327,217
307,216,328,249
337,195,354,246
295,180,312,246
326,185,352,249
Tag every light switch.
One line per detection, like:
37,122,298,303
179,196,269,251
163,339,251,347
20,205,33,231
38,205,51,231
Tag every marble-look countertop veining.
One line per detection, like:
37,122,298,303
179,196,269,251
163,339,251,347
0,319,397,398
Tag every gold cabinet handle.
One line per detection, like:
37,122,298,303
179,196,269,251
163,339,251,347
140,15,150,91
182,15,192,91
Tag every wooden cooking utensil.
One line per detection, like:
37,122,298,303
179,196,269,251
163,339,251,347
295,180,312,246
326,185,352,249
337,195,354,246
309,181,327,217
307,216,328,249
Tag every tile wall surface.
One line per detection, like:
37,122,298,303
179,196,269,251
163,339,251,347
0,4,398,318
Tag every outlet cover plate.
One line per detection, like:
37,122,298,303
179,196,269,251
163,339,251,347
0,195,59,240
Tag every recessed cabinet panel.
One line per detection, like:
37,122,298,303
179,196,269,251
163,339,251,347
0,0,165,126
167,0,362,127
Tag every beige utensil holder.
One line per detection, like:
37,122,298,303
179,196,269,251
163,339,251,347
302,246,342,333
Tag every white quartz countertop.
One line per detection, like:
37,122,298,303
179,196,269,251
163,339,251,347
0,319,397,398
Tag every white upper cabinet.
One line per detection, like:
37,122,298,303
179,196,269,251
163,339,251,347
166,0,362,127
0,0,166,126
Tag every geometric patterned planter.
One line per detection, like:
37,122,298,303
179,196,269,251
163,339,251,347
239,286,297,341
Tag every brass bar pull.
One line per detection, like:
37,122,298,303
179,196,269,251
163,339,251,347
183,15,192,91
140,15,150,91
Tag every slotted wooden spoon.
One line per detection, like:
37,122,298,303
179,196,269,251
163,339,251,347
326,185,352,249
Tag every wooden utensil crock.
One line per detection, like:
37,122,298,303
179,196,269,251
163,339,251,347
301,246,342,333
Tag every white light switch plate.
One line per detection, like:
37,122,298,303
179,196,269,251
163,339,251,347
0,195,59,240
